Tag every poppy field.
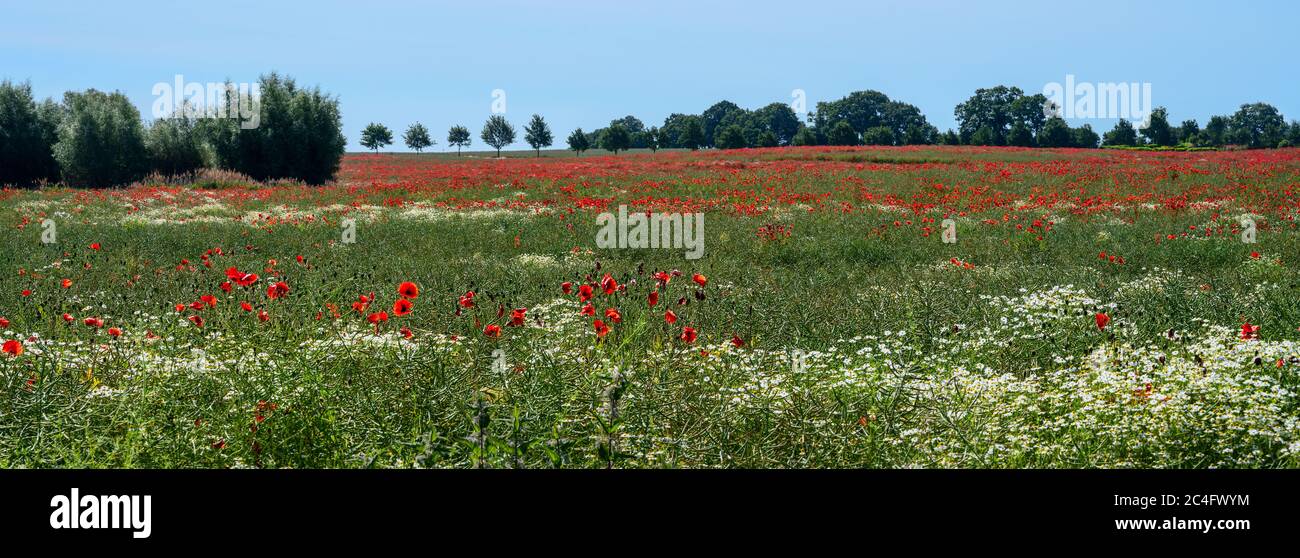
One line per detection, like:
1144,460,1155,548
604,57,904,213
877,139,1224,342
4,145,1300,468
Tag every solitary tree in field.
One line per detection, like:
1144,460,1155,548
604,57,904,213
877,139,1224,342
447,125,471,155
645,126,661,152
600,123,631,154
523,114,553,157
360,123,394,153
481,115,515,157
680,118,704,150
403,122,433,152
567,128,590,156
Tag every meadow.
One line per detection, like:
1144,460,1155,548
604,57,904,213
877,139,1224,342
3,145,1300,468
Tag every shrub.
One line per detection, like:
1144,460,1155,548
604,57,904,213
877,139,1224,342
0,80,61,186
52,89,148,187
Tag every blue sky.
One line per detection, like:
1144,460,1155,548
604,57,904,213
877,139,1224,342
3,0,1297,151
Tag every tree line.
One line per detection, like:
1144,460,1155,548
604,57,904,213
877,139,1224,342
0,73,345,188
6,77,1300,188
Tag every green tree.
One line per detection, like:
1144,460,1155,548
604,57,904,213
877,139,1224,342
480,115,515,156
146,108,205,176
1008,122,1035,147
52,89,148,187
1200,116,1229,147
1037,117,1072,148
1102,119,1138,147
813,90,891,135
1228,102,1286,148
954,85,1035,145
447,125,471,155
826,121,859,146
715,125,748,149
754,102,801,145
1176,119,1200,145
600,123,631,154
644,126,661,152
862,126,896,146
403,122,433,152
791,126,818,146
969,126,997,146
360,123,393,153
679,117,704,150
701,100,743,147
756,130,778,147
567,128,590,155
0,80,61,186
523,114,553,156
1139,107,1175,146
1071,124,1100,148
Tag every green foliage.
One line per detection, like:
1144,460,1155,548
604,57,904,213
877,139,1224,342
1036,117,1071,148
644,126,661,152
523,114,553,156
1102,119,1138,147
1071,124,1100,149
567,128,589,155
447,125,471,155
403,122,433,152
480,115,515,156
756,130,778,148
146,111,205,176
827,121,859,146
715,125,748,149
1008,122,1035,147
791,126,819,146
1228,102,1286,148
0,80,61,186
360,122,394,153
1139,107,1175,146
599,123,631,153
861,126,896,146
52,89,149,187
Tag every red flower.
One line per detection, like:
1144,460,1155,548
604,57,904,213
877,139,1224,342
600,274,618,295
174,303,185,313
0,317,9,328
731,334,745,348
108,327,122,337
664,310,678,324
83,317,103,328
578,284,594,302
367,311,389,324
190,300,205,311
692,273,708,287
647,291,659,306
393,299,414,316
61,279,72,289
580,303,595,316
508,308,527,327
561,281,573,295
240,301,253,312
21,290,31,297
2,340,22,357
680,326,698,344
266,281,289,299
604,307,622,324
593,319,610,338
398,281,420,299
1250,251,1261,259
225,267,259,286
62,313,74,323
1241,322,1260,340
201,294,219,308
189,315,205,328
653,271,672,285
220,281,233,293
1095,312,1110,330
400,327,414,340
484,324,502,338
459,291,476,308
258,310,270,322
90,243,101,251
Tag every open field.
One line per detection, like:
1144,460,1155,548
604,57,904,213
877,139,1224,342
4,145,1300,468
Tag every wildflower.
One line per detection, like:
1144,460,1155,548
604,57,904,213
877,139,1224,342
2,340,21,357
393,299,414,316
731,334,745,348
266,281,290,299
398,281,420,299
593,319,610,338
648,291,659,306
459,291,477,308
561,281,573,295
83,317,103,328
604,308,622,324
61,279,72,289
580,303,595,316
692,273,708,287
1095,312,1110,330
578,284,594,302
664,310,678,324
484,324,502,338
189,315,204,328
200,294,219,308
508,308,527,327
680,326,698,344
1241,322,1260,340
0,317,8,328
240,301,254,312
258,310,269,322
107,327,122,337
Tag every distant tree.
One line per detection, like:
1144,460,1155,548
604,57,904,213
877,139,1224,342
903,124,937,145
567,128,590,155
756,130,778,147
827,121,859,146
1228,102,1286,148
754,102,801,145
360,123,393,153
600,123,631,154
1139,107,1175,146
679,117,704,150
447,125,471,155
1037,117,1072,148
480,115,515,156
0,80,61,186
644,126,661,152
403,122,433,152
701,101,743,147
1008,123,1035,147
715,125,748,149
861,126,896,146
610,115,646,148
522,114,553,156
52,89,149,187
791,126,818,146
969,126,997,146
1102,119,1138,147
813,90,891,135
1071,124,1100,148
146,110,205,176
1200,116,1229,147
1286,121,1300,147
941,129,960,145
1176,119,1200,145
954,86,1027,145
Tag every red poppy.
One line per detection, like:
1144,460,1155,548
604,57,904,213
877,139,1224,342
225,267,259,287
240,301,253,312
266,281,289,299
21,290,31,297
601,274,618,295
561,281,573,295
692,273,708,287
258,310,270,322
1250,251,1261,259
398,281,420,299
189,315,204,328
593,319,610,338
647,291,659,306
0,317,9,328
1241,322,1260,340
680,326,698,344
2,340,22,357
90,243,101,251
731,334,745,348
62,313,74,323
108,327,122,337
653,271,672,285
484,324,502,338
459,291,476,308
190,300,205,311
578,284,594,302
393,299,414,316
664,310,678,324
61,279,72,289
83,317,103,328
604,307,622,324
580,303,595,316
508,308,527,327
200,294,219,308
174,303,185,313
367,311,389,324
1095,312,1110,330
